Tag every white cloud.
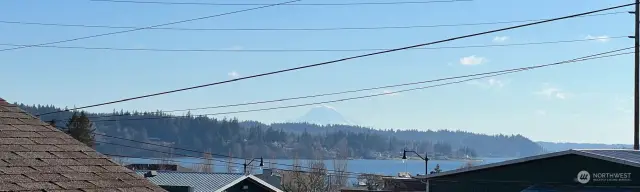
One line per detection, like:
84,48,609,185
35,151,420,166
228,71,240,78
468,78,506,89
535,86,570,100
535,110,547,116
493,36,509,43
614,96,632,114
382,90,400,96
487,78,505,88
585,35,610,43
459,55,487,66
223,45,244,50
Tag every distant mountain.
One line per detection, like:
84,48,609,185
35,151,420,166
537,141,632,152
293,106,354,125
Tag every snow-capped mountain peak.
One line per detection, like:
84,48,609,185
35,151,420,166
294,105,354,125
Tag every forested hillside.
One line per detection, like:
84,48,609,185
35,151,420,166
19,104,544,159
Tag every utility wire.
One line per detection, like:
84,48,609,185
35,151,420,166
105,153,232,168
0,36,623,53
86,48,634,122
90,132,366,176
83,47,632,120
105,153,362,178
0,11,624,31
0,0,300,53
88,0,469,6
96,140,238,165
34,3,637,117
52,123,359,175
93,140,366,176
96,142,279,172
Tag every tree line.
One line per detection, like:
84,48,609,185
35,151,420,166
19,104,543,159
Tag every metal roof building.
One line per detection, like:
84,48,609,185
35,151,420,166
135,171,284,192
422,149,640,192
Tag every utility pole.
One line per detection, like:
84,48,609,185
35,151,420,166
634,0,640,150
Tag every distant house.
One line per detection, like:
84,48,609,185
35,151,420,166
125,163,195,172
135,170,284,192
254,168,282,189
0,97,166,191
381,177,426,192
340,188,392,192
338,173,424,192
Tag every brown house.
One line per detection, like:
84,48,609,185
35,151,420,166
0,97,166,191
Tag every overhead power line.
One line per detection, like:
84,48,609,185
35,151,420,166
95,140,239,165
89,132,365,176
34,3,636,117
0,11,624,31
88,0,469,6
0,36,623,53
104,153,362,179
84,137,365,176
104,153,362,178
49,123,355,176
85,48,633,122
79,47,632,121
0,0,300,53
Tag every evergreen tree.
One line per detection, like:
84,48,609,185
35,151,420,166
18,104,545,159
431,164,442,174
67,112,96,148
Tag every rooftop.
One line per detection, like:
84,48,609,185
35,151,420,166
0,97,166,191
134,171,283,192
425,149,640,179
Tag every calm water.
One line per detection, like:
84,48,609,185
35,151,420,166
122,157,512,176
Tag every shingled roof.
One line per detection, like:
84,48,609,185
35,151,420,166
0,97,167,192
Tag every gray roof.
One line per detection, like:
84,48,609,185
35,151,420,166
135,171,244,192
580,149,640,164
0,98,166,192
425,149,640,179
134,171,285,192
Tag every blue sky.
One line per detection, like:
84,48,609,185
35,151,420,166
0,0,635,144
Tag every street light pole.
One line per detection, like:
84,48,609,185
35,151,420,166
630,0,640,150
243,157,264,175
634,0,640,150
402,149,430,175
403,149,430,192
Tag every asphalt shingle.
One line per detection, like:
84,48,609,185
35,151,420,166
15,151,57,159
20,144,63,151
24,173,71,182
0,182,25,191
55,180,98,189
0,174,34,183
0,98,166,192
0,151,22,159
51,151,92,159
16,181,62,190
